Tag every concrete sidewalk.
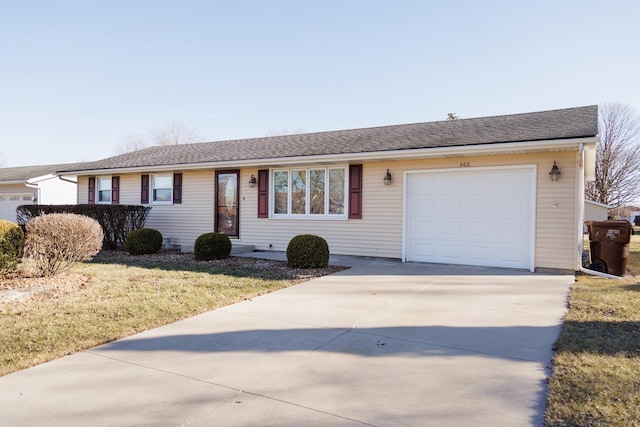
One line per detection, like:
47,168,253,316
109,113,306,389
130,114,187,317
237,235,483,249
0,260,573,426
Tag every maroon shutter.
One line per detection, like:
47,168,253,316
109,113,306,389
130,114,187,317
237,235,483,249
111,176,120,205
257,169,269,218
141,175,149,204
348,164,362,219
88,176,96,204
173,173,182,204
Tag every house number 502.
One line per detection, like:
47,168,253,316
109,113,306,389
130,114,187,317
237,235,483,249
459,162,470,167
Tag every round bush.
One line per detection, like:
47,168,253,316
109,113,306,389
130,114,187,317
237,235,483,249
0,220,24,274
286,234,330,268
25,213,103,277
194,232,232,261
125,228,163,255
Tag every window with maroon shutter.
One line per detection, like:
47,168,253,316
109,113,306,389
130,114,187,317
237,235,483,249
348,164,362,219
88,177,96,204
173,173,182,204
111,176,120,205
141,175,149,204
257,169,269,218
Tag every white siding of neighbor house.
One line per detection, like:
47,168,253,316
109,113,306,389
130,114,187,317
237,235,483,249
584,201,609,222
35,176,77,205
77,149,582,271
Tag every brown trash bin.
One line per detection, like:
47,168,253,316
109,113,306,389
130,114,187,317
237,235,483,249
585,220,632,276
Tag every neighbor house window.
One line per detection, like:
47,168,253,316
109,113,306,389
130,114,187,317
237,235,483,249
271,167,346,218
97,177,112,203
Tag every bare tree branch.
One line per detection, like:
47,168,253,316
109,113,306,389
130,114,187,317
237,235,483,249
150,121,205,146
585,103,640,208
264,128,307,136
113,133,148,155
113,121,205,154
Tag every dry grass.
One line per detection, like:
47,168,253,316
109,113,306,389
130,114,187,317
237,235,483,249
0,251,343,377
545,234,640,426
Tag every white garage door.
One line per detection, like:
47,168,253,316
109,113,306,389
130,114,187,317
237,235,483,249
0,194,34,222
405,166,535,270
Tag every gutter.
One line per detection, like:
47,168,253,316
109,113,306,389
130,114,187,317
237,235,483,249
57,136,598,176
57,175,78,184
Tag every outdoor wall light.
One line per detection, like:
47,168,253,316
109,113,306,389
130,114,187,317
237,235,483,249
383,169,392,186
248,174,257,188
549,161,561,181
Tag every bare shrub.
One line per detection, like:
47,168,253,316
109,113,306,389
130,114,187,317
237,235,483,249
25,213,103,277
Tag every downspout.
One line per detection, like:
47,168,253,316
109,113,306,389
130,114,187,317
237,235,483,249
24,182,40,205
579,265,623,280
577,142,623,280
577,143,586,271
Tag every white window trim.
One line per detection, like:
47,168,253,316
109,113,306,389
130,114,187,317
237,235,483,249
270,166,348,220
151,173,174,205
96,176,112,204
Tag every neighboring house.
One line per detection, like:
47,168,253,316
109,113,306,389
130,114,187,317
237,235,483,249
0,164,79,222
584,200,610,222
584,200,610,232
58,106,598,273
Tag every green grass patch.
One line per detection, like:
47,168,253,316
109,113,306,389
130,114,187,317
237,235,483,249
545,235,640,426
0,251,342,376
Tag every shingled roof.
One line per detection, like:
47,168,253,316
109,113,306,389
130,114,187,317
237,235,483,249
59,105,598,173
0,163,81,183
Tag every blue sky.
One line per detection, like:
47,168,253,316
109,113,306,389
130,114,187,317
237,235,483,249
1,1,639,166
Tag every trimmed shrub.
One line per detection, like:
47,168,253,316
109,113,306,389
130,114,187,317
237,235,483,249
0,220,25,274
25,213,103,277
194,232,232,261
125,228,163,255
286,234,330,268
17,204,151,250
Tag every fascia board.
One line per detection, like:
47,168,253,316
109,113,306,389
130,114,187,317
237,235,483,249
61,136,597,176
26,174,56,184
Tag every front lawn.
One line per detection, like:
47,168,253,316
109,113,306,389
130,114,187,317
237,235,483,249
545,234,640,426
0,251,342,377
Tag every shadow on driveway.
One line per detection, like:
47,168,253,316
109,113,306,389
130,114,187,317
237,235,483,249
99,325,559,362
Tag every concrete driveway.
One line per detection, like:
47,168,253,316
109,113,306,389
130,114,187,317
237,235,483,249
0,260,572,426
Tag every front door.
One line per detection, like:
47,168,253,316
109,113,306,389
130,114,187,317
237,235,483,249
216,171,239,238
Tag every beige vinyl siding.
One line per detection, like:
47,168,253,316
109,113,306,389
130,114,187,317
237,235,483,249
125,171,215,251
77,176,88,204
533,152,578,270
241,152,580,270
79,172,216,251
239,163,402,258
77,149,582,271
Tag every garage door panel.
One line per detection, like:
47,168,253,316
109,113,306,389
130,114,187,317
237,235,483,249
0,194,34,222
412,219,435,234
469,174,492,192
467,245,492,262
406,167,534,270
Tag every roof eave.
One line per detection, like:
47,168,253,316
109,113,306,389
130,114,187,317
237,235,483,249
60,136,598,176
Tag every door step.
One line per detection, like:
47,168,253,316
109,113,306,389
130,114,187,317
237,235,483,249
231,243,255,254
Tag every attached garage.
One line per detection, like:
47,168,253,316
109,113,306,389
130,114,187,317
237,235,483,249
404,166,536,271
0,194,34,222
